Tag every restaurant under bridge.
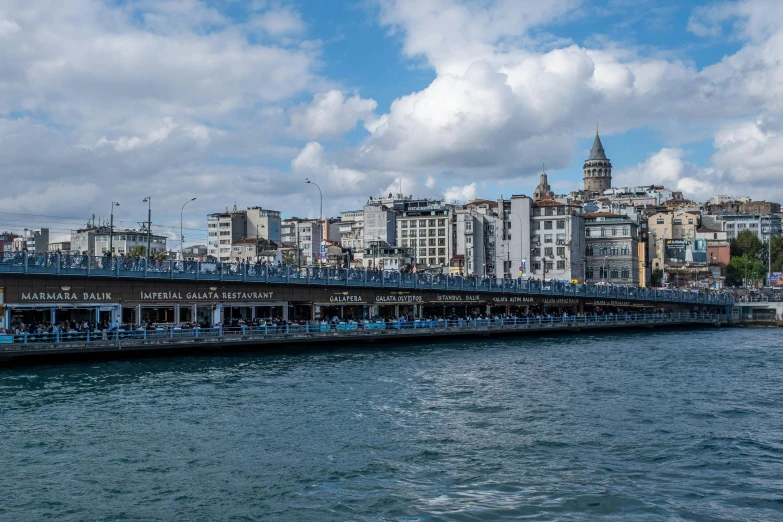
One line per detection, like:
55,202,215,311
0,253,733,329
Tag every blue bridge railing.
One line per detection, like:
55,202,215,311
0,252,733,306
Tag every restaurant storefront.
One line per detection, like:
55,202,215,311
0,274,690,331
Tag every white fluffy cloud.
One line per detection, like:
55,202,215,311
288,90,377,140
348,0,783,202
444,183,478,203
614,148,719,202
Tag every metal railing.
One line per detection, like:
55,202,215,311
0,251,733,306
0,312,726,351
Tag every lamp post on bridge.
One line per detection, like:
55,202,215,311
109,201,120,258
180,197,196,258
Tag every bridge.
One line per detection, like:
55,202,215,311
0,252,732,332
0,312,726,363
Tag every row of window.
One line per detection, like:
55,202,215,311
532,220,566,230
531,247,567,258
585,267,632,279
530,260,567,271
401,239,447,247
585,227,630,237
400,229,446,237
400,219,447,228
532,234,567,244
586,245,632,256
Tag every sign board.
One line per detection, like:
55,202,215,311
664,239,707,267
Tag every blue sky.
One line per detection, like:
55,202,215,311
1,0,781,243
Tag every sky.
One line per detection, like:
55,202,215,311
2,0,783,247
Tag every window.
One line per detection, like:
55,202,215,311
545,207,554,216
409,221,417,228
429,238,436,246
544,234,553,243
466,237,472,245
557,247,565,257
545,247,553,256
601,227,606,237
419,220,427,227
557,260,565,270
402,240,408,247
533,221,541,230
612,228,618,236
532,248,541,257
599,247,607,256
409,230,417,238
401,221,408,228
585,228,591,237
586,245,594,256
544,221,553,230
623,227,629,235
220,240,230,245
621,268,630,279
220,231,230,236
401,230,408,238
610,246,619,256
610,268,619,279
438,249,445,256
586,267,594,279
246,246,253,252
429,229,436,237
429,248,436,256
557,221,565,229
533,261,541,270
438,229,445,237
545,261,554,271
656,218,664,224
438,239,445,246
438,219,446,226
688,219,693,224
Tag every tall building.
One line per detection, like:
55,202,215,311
395,199,453,269
496,196,533,278
246,207,282,243
529,199,584,281
584,213,639,285
533,170,555,201
207,206,281,262
281,218,322,265
583,130,612,196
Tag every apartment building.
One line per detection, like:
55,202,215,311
338,210,364,257
281,218,322,265
395,200,453,269
584,213,640,285
529,200,584,282
94,230,167,256
496,195,532,278
207,206,282,262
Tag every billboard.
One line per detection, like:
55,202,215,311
664,239,707,267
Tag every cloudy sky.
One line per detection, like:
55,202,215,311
2,0,782,246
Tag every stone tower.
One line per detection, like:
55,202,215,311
583,130,612,195
533,169,554,201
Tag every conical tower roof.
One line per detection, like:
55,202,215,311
588,131,607,160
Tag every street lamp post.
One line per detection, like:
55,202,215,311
180,197,197,258
109,201,120,257
305,179,323,264
142,197,152,257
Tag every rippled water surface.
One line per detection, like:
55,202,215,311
2,328,783,521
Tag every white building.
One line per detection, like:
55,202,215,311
529,199,585,282
395,200,454,270
281,218,322,265
94,230,167,256
497,195,533,278
338,210,364,256
208,206,282,262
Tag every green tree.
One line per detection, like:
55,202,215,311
726,254,765,287
127,246,146,257
650,269,662,287
730,229,764,259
